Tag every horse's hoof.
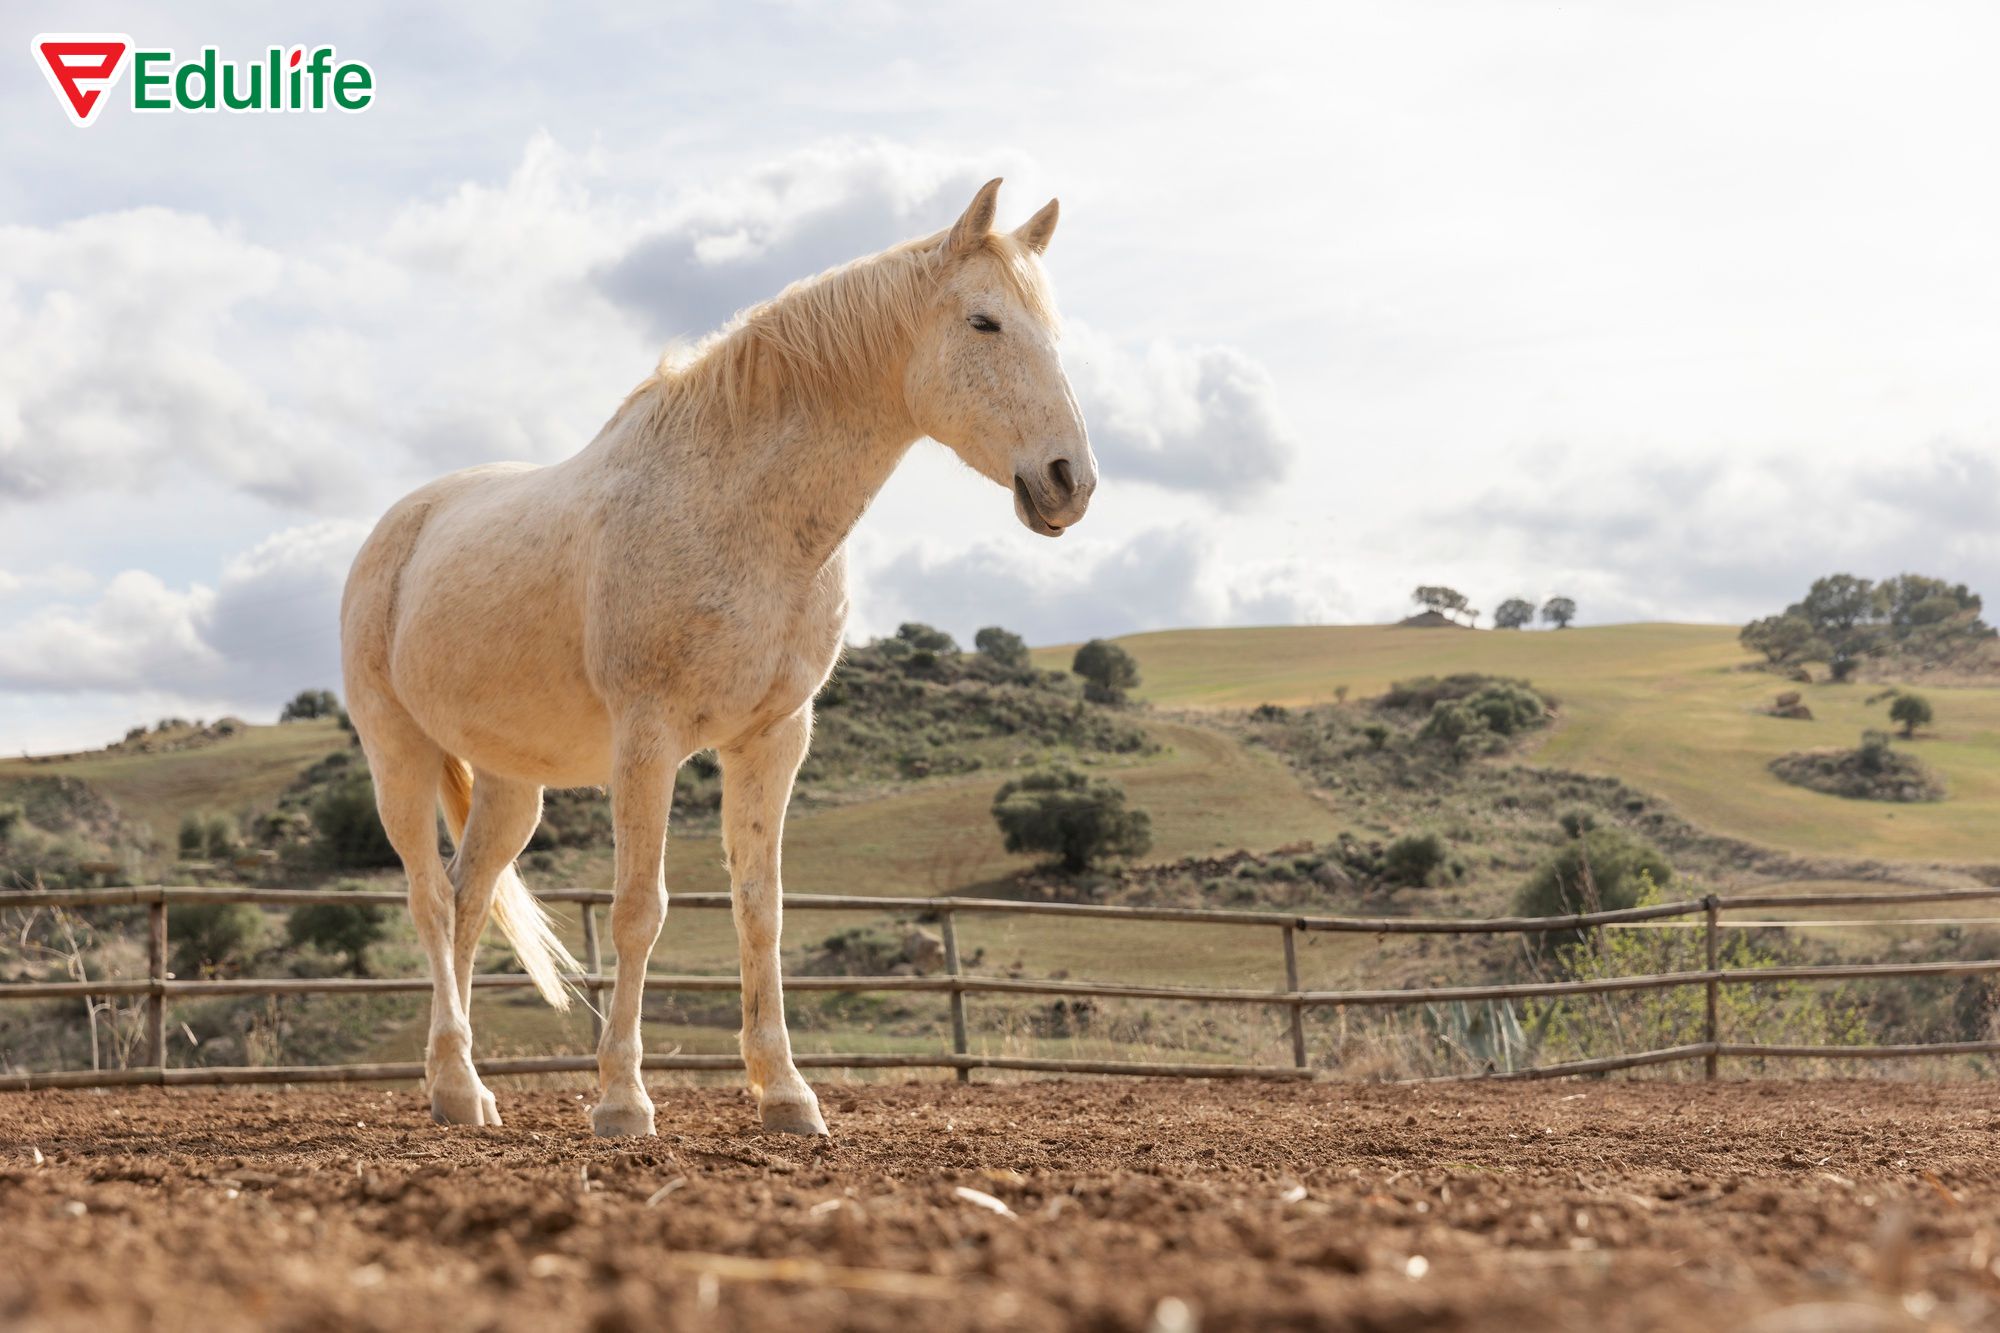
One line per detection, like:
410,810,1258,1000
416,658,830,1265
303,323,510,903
431,1077,498,1127
591,1100,656,1137
760,1096,828,1137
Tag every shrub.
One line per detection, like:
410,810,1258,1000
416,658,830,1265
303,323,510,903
991,767,1152,872
171,901,265,977
1072,639,1140,704
311,775,400,868
1420,701,1480,745
204,813,240,861
1889,692,1933,737
178,813,205,859
287,896,389,976
1557,808,1598,839
0,803,20,847
1514,827,1673,923
1362,723,1390,751
1382,832,1447,887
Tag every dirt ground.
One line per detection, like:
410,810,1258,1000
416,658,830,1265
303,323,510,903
4,1079,2000,1332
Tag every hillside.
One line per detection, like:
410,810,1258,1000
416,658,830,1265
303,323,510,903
0,719,348,863
1037,624,2000,864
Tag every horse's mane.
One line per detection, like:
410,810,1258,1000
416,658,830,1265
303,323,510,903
619,228,1057,437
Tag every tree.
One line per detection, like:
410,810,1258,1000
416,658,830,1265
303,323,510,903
1888,692,1933,738
1493,598,1535,630
1539,596,1577,629
1413,585,1474,625
973,626,1031,669
288,898,389,976
1072,639,1140,703
1794,574,1880,634
991,767,1152,872
1739,613,1820,665
280,689,341,722
893,623,958,654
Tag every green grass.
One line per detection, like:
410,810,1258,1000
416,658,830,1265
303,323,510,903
1039,624,2000,864
0,719,347,850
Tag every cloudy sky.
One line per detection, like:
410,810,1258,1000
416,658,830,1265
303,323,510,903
4,1,1998,751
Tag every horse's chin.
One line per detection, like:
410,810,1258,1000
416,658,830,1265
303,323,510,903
1013,479,1066,537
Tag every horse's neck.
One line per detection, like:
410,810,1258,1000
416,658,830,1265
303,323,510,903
598,359,917,575
730,385,917,569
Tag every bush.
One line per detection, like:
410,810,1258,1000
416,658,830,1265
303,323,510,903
1770,731,1945,803
1557,808,1598,839
1514,827,1673,923
204,813,240,861
171,902,265,977
311,775,401,868
992,767,1152,872
178,813,205,859
1072,639,1140,704
1889,692,1933,737
1382,832,1447,887
1362,723,1390,751
287,896,389,976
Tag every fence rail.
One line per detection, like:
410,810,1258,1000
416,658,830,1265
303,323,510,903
5,882,2000,1092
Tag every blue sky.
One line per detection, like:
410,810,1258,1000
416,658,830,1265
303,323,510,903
5,1,1999,751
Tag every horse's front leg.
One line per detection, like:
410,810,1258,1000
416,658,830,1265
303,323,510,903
592,713,682,1138
721,707,827,1135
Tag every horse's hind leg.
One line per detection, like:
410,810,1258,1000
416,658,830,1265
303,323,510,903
353,709,491,1125
721,707,826,1135
443,773,545,1127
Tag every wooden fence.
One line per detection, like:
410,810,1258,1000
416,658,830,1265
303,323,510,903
6,883,2000,1092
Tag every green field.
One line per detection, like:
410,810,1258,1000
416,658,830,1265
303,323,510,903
1040,624,2000,864
0,718,347,849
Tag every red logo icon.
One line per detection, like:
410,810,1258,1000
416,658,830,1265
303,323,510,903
31,34,133,127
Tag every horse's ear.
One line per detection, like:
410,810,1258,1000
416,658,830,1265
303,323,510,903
948,178,1003,257
1014,198,1059,254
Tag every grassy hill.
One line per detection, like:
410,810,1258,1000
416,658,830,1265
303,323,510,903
0,719,348,856
1036,623,2000,864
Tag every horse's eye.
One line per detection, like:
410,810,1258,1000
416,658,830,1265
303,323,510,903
968,314,1001,334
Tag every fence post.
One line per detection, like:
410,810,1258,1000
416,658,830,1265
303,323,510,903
146,897,167,1070
581,904,604,1048
941,910,969,1082
1703,895,1720,1080
1282,925,1307,1071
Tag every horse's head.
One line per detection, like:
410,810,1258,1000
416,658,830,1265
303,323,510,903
907,179,1097,538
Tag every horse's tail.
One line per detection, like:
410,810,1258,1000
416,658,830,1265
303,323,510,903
438,756,579,1011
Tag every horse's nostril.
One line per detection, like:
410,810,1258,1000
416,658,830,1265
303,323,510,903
1049,458,1075,498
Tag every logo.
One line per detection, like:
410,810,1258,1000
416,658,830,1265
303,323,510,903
31,35,374,125
31,34,131,127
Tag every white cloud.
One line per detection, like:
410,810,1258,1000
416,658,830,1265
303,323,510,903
0,563,95,599
0,521,364,708
861,525,1348,645
1431,441,2000,624
1064,329,1295,505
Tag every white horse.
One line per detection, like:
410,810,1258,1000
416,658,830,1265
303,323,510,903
341,180,1095,1136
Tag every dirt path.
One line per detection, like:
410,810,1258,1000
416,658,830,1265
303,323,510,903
4,1079,1998,1331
